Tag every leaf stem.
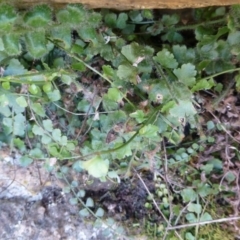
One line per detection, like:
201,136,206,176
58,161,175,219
0,69,65,84
152,59,179,104
200,67,240,80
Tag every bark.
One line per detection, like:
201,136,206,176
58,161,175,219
13,0,240,10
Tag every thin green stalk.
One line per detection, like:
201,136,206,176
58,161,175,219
130,18,225,29
172,18,226,31
200,67,240,80
152,59,179,104
49,38,136,109
0,69,65,84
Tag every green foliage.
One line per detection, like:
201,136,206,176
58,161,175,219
23,4,52,28
82,156,109,178
0,4,17,32
0,3,240,238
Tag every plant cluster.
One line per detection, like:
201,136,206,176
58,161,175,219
1,2,240,239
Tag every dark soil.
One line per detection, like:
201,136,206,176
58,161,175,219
86,172,156,220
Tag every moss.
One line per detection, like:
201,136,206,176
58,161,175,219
197,224,235,240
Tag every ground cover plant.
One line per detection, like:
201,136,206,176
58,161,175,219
1,2,240,239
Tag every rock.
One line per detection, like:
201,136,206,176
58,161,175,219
0,147,133,239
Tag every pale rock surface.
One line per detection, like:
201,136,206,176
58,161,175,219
0,147,133,240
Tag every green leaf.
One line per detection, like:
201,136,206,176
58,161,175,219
185,213,197,223
13,138,26,151
24,4,52,28
25,31,48,58
130,110,146,123
172,82,193,101
129,10,143,22
187,203,202,214
28,84,40,95
106,88,123,102
79,208,90,217
169,100,197,123
214,7,226,16
147,22,163,36
32,103,45,117
0,94,9,107
207,121,215,130
108,171,121,183
148,81,171,103
162,30,183,43
71,62,86,71
71,43,84,55
47,89,61,102
32,124,44,136
2,33,21,55
227,31,240,46
161,100,176,113
185,232,195,240
104,13,117,28
116,13,128,29
77,27,98,42
69,198,78,205
71,180,78,187
121,24,135,35
111,142,132,159
172,45,196,64
154,49,178,69
195,26,215,41
66,141,76,151
16,96,28,108
86,197,94,207
2,82,10,90
29,148,44,158
142,10,153,19
52,129,62,142
181,188,197,202
225,172,236,183
41,134,52,144
43,119,53,132
0,106,11,117
4,59,27,76
77,99,94,113
87,12,102,27
162,14,180,26
2,117,13,135
121,42,153,63
0,4,16,31
61,136,68,146
63,186,71,193
200,164,213,174
191,79,215,92
42,82,52,93
56,4,85,26
200,212,212,222
19,156,33,167
13,113,25,136
61,74,73,85
95,207,105,217
102,65,116,79
139,124,159,138
82,156,109,178
51,26,72,49
121,43,139,63
102,96,118,110
76,189,86,198
117,64,138,84
173,63,197,87
48,144,61,158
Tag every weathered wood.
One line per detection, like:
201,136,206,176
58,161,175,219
13,0,240,10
